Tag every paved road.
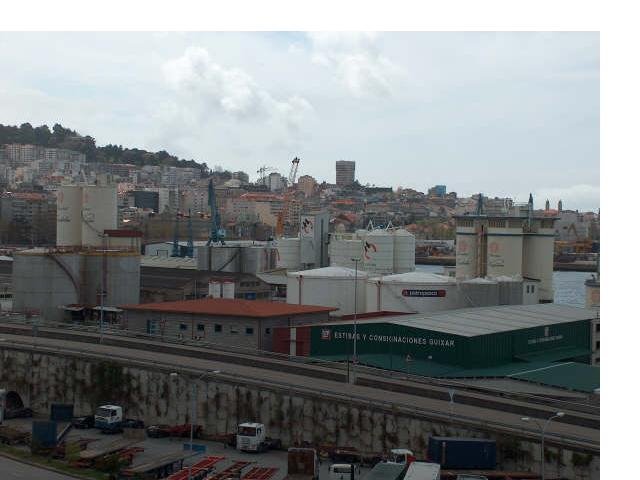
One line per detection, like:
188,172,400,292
0,455,75,479
0,333,599,450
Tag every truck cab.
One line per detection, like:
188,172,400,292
236,422,265,452
94,405,123,433
388,449,416,465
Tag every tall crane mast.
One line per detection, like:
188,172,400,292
287,157,300,187
276,157,301,238
256,165,275,185
206,179,224,245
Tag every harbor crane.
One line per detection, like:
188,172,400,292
206,179,225,245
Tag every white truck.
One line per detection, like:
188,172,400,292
235,422,282,452
94,405,123,434
387,449,416,465
329,464,356,480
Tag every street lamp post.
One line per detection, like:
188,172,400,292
350,257,360,384
521,412,565,480
171,369,221,480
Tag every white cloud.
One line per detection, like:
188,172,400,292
162,46,313,127
306,32,402,97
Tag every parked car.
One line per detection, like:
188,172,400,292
122,419,145,429
146,424,172,438
72,415,95,429
4,408,33,419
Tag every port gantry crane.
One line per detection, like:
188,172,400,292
275,157,300,238
206,178,225,246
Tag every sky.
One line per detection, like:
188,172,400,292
0,32,599,210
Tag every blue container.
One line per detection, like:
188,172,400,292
50,403,74,421
427,437,497,470
32,420,58,448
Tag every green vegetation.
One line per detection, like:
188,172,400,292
0,444,109,480
86,361,132,407
571,452,594,467
0,122,206,170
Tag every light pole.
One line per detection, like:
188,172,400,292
350,257,360,384
171,369,221,480
521,412,565,480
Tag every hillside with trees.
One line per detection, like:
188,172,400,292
0,123,207,171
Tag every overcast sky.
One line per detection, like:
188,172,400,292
0,32,599,210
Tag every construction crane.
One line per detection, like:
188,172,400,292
276,157,301,238
256,165,275,185
287,157,300,188
206,179,225,245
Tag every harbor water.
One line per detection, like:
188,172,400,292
416,265,593,307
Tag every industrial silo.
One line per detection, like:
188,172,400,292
81,185,117,247
274,238,301,270
362,229,394,275
195,245,211,270
523,233,555,302
210,246,240,272
12,250,81,322
495,276,524,305
56,185,83,246
458,277,500,308
82,251,140,307
365,271,459,313
286,266,368,316
393,228,416,273
222,281,235,299
455,225,479,280
486,227,523,278
208,280,222,298
328,234,363,269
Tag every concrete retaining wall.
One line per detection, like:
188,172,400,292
0,347,599,479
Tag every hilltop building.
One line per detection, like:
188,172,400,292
335,160,355,187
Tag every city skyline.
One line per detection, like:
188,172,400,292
0,32,599,210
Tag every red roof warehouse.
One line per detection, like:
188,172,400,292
119,298,336,350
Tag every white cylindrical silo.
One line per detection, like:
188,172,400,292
81,185,117,247
365,271,459,314
209,280,221,298
222,281,235,299
56,185,83,246
393,228,416,273
82,252,140,307
12,250,81,322
286,266,368,316
329,237,364,269
362,229,394,275
275,238,301,270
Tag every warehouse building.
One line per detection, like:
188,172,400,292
273,303,599,392
120,298,336,350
